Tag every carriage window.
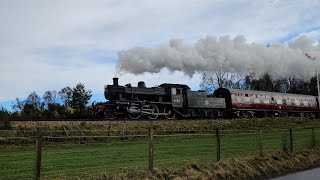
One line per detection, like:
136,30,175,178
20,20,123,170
171,88,176,95
286,98,291,105
176,89,181,95
236,94,241,102
263,95,270,104
231,94,235,100
277,98,283,105
244,94,250,103
254,95,260,103
312,99,316,106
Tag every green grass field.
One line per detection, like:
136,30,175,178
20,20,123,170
1,127,319,180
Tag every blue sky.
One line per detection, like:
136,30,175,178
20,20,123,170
1,0,320,110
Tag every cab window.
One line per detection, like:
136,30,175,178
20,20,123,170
176,88,181,95
171,88,176,95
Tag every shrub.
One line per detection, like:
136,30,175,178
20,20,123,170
0,108,12,130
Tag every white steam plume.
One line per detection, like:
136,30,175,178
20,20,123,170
117,35,320,80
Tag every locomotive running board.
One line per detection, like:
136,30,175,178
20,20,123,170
127,108,169,115
141,111,168,115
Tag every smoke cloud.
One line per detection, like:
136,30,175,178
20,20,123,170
117,35,320,80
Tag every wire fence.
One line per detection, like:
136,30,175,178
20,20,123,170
0,125,319,179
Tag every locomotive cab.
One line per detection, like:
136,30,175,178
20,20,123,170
171,87,183,108
159,84,190,108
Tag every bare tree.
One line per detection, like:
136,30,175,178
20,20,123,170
59,87,72,107
12,98,25,112
247,73,274,92
43,90,59,108
26,91,42,110
274,78,290,93
200,70,242,94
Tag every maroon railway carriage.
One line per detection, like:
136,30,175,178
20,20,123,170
214,88,319,118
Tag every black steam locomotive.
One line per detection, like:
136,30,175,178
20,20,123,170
94,77,320,120
101,78,226,119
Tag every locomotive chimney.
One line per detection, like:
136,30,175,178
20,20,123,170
113,77,119,86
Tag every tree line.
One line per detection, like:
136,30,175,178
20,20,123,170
200,71,318,96
5,83,93,120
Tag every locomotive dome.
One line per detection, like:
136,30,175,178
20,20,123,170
138,81,146,88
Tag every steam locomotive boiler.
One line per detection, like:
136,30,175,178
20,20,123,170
103,78,226,119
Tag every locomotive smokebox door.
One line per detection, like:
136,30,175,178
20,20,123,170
171,88,183,107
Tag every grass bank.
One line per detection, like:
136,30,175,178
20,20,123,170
7,117,320,137
90,147,320,180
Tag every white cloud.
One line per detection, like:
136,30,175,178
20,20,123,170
0,0,319,102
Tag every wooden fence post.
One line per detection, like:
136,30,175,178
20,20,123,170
201,124,203,134
258,129,263,156
311,128,316,148
35,128,42,180
148,125,154,171
216,128,221,162
212,121,214,132
289,128,293,154
108,121,111,136
123,123,127,136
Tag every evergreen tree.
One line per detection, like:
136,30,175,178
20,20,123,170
69,83,92,112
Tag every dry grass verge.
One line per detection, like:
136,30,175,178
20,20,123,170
10,117,320,133
80,147,320,180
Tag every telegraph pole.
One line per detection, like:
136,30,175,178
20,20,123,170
313,56,320,102
317,73,320,101
306,53,319,101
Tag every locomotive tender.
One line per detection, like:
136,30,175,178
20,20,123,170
101,78,319,119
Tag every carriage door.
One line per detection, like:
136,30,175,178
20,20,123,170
171,88,183,108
